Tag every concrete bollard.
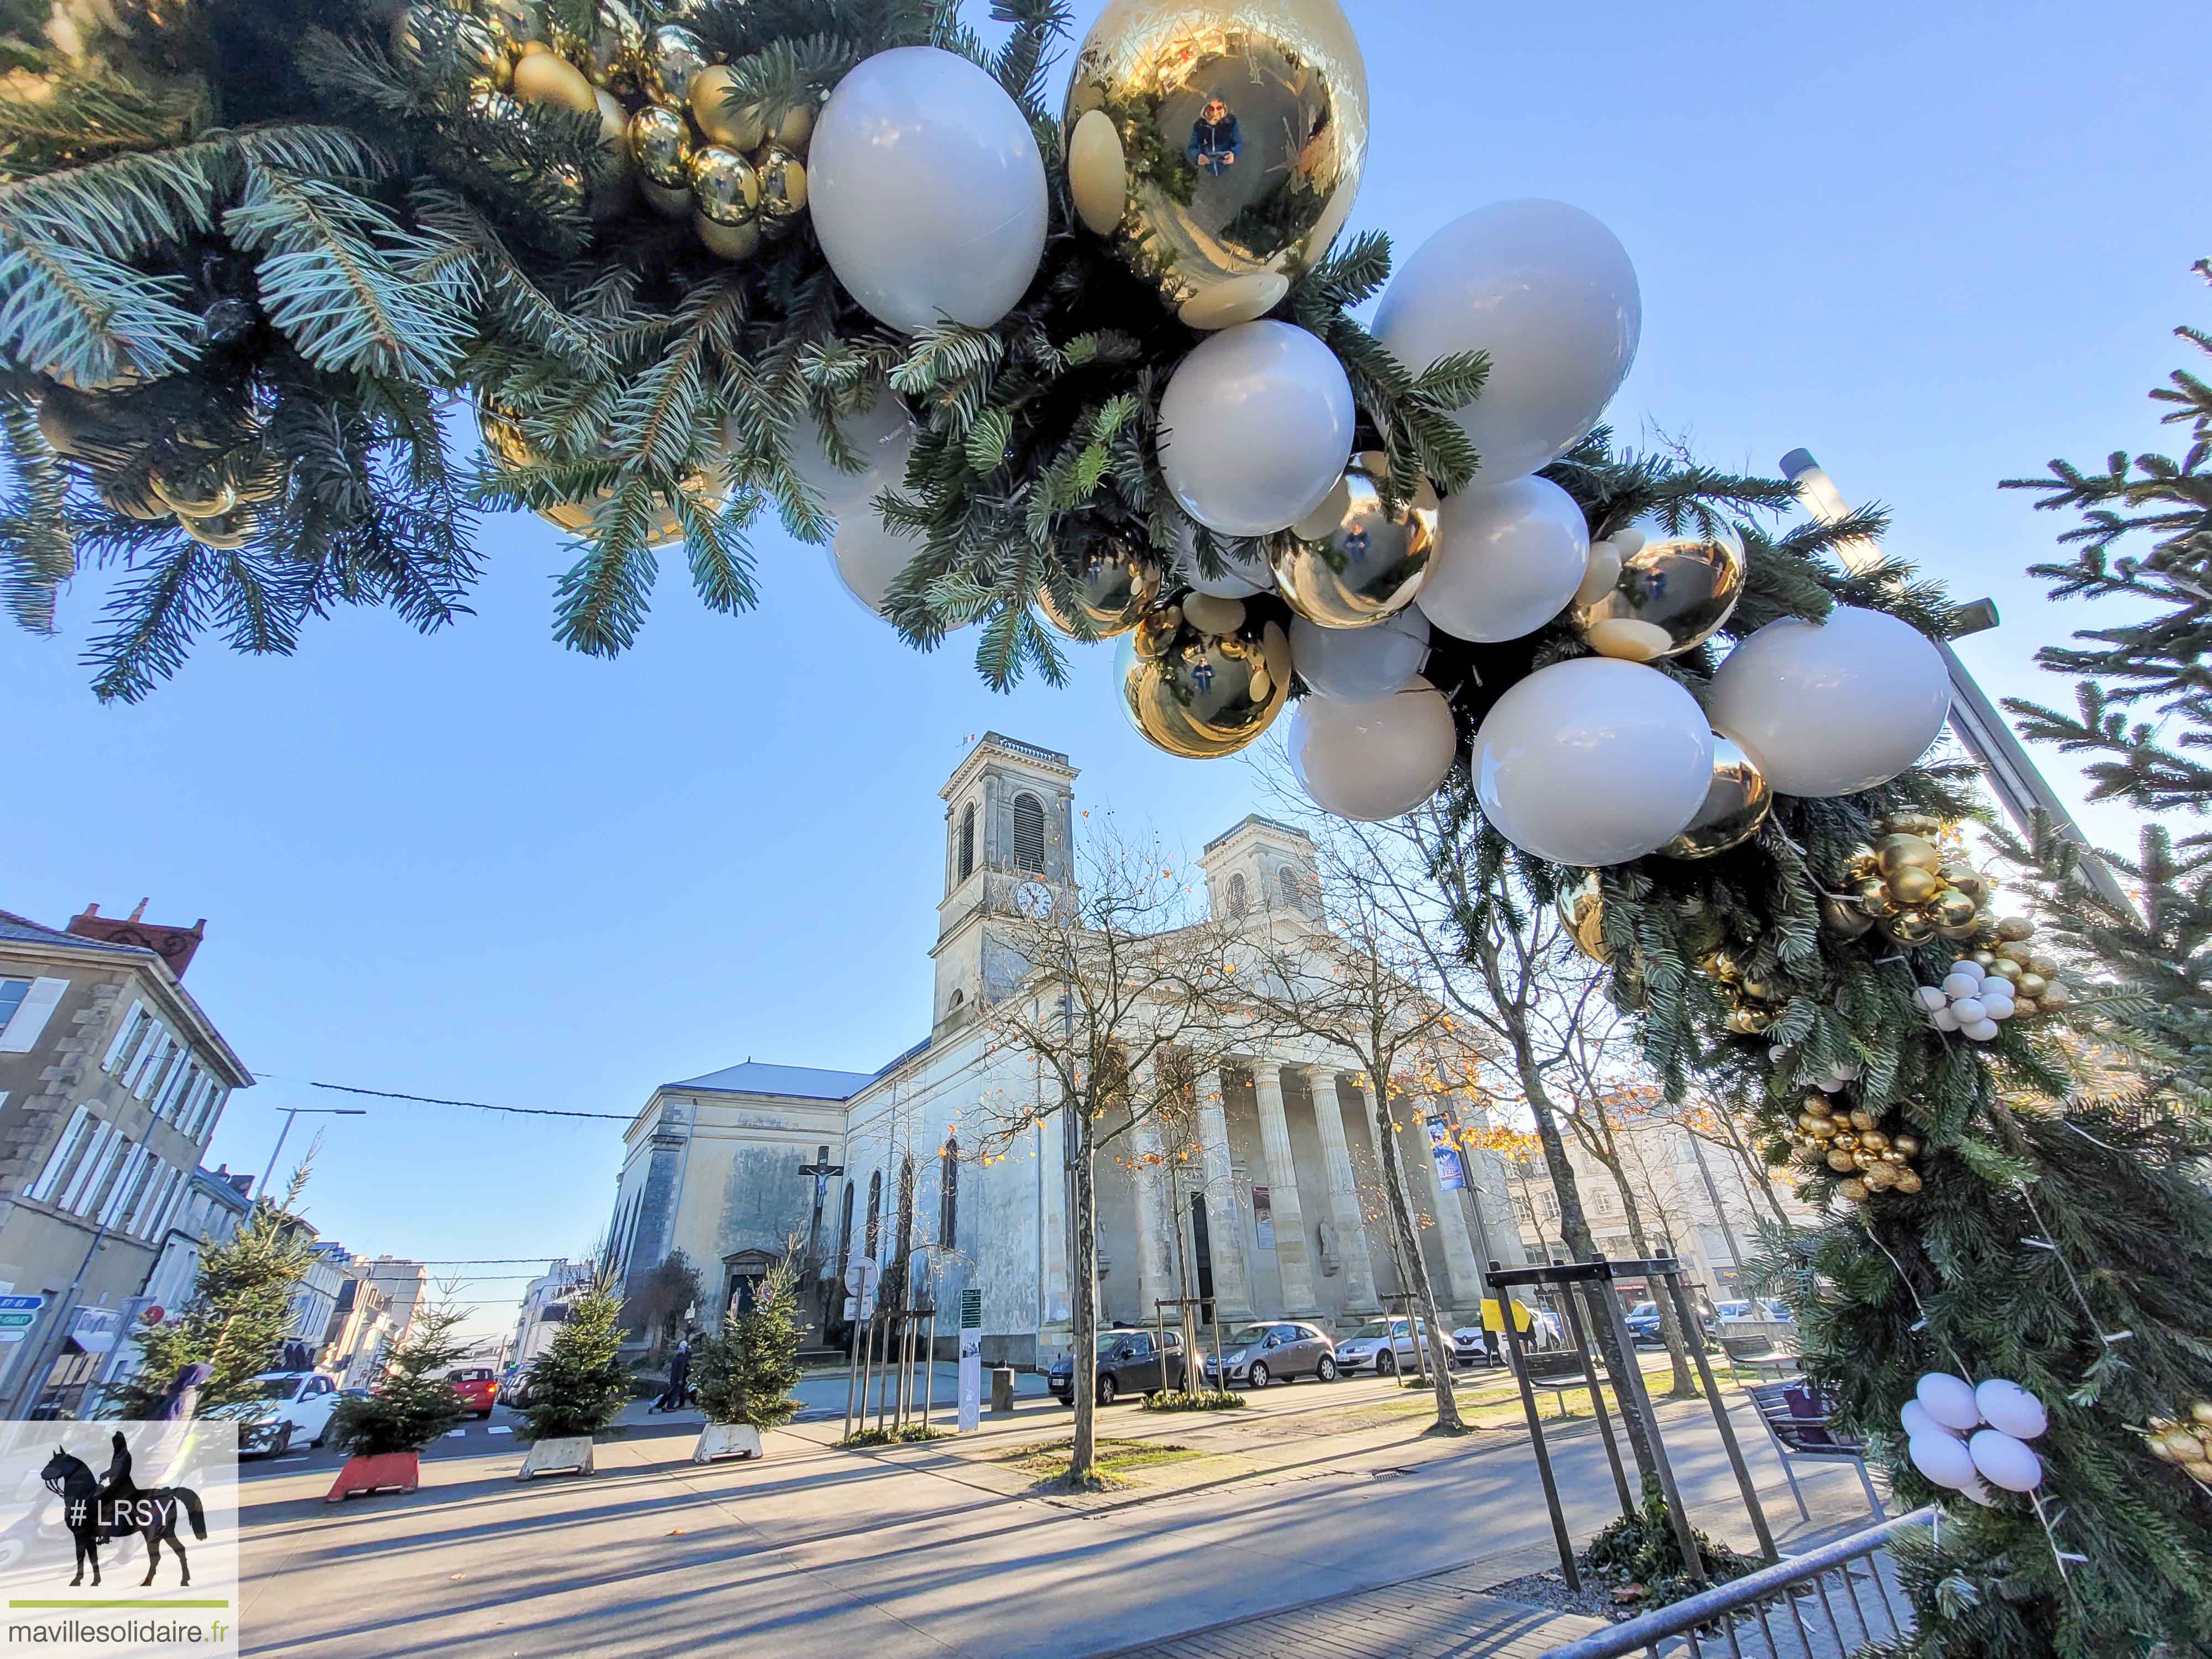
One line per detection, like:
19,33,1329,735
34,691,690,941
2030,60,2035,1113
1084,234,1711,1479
989,1366,1016,1415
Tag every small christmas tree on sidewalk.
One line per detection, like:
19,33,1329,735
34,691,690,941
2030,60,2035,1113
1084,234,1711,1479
322,1306,469,1501
690,1254,803,1462
517,1280,628,1478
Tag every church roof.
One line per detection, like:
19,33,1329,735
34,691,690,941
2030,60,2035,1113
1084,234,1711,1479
670,1061,880,1100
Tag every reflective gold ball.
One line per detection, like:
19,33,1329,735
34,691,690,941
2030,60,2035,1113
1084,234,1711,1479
628,103,691,189
1844,847,1881,881
690,64,766,150
2016,972,2049,1000
1819,893,1875,938
1996,915,2035,943
1887,865,1941,906
639,24,708,106
1854,876,1902,919
1859,1129,1889,1152
1269,466,1434,628
1119,593,1291,759
1875,833,1943,877
1931,887,1982,938
1559,875,1608,964
1839,1177,1871,1203
754,145,808,221
1891,1133,1921,1158
1039,541,1164,639
178,508,254,550
1938,861,1988,902
1971,949,1999,969
1573,512,1747,662
1063,0,1369,330
1893,1168,1923,1194
687,145,760,226
1827,1149,1858,1173
1988,957,2023,983
1883,909,1938,946
1661,736,1772,860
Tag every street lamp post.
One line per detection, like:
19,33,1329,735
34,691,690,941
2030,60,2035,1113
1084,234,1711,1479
257,1106,367,1198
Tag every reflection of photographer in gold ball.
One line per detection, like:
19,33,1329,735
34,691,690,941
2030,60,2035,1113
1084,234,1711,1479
1187,97,1243,177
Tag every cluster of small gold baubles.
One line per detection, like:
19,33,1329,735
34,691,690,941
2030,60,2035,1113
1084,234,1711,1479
2140,1400,2212,1487
429,3,816,263
1822,812,1992,946
1700,950,1789,1036
35,387,282,548
1790,1095,1925,1202
1118,590,1292,760
476,400,720,548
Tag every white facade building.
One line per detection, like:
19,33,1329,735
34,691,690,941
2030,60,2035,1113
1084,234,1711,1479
511,1260,592,1369
606,734,1524,1368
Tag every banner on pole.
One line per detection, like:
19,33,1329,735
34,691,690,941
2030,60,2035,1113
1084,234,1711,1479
1428,1119,1467,1191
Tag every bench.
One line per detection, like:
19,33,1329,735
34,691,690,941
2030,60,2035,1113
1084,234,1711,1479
1720,1322,1801,1380
1518,1348,1604,1418
1745,1379,1886,1521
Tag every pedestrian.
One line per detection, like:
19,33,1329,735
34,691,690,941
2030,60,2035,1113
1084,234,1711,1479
656,1337,692,1412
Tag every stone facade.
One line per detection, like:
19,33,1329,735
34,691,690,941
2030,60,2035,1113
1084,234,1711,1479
604,735,1524,1369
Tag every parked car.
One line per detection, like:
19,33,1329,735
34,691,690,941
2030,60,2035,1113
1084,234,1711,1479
497,1373,534,1408
448,1366,498,1418
1334,1317,1444,1376
1047,1328,1185,1406
1717,1298,1793,1325
225,1371,343,1457
1202,1321,1337,1389
1625,1297,1721,1346
1450,1297,1552,1365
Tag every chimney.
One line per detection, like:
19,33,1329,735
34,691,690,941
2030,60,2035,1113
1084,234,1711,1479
67,902,207,979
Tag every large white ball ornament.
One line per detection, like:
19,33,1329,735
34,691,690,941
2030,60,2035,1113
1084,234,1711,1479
1968,1428,2044,1493
1420,475,1591,643
1159,321,1356,537
1709,606,1952,797
1288,676,1459,821
1915,1372,1984,1434
808,48,1048,333
830,510,922,616
1375,199,1641,485
1975,1379,2049,1441
1471,658,1714,865
1908,1430,1978,1491
1291,609,1430,702
1175,523,1276,598
780,393,915,517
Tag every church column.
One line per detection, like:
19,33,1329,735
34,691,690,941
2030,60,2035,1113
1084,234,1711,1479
1303,1068,1379,1314
1127,1067,1178,1328
1250,1061,1319,1314
1406,1091,1488,1310
1197,1071,1251,1321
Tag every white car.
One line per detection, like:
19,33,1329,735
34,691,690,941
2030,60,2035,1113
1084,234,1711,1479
1334,1317,1445,1376
226,1371,343,1457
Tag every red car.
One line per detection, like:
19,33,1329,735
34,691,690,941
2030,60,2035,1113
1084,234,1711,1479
448,1366,497,1418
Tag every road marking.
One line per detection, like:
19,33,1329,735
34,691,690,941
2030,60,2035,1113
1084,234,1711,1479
488,1426,513,1434
446,1430,467,1438
276,1454,309,1463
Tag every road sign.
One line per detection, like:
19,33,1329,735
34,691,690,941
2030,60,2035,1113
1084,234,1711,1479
0,1331,23,1344
842,1293,877,1322
843,1256,879,1296
0,1295,44,1311
0,1313,36,1329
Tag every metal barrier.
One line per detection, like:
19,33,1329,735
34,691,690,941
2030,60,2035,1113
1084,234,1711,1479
1539,1506,1936,1659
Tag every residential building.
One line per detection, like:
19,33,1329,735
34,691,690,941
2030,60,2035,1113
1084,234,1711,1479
0,903,252,1415
365,1258,428,1347
102,1162,256,1390
510,1260,592,1370
604,733,1520,1369
288,1239,348,1355
321,1259,398,1387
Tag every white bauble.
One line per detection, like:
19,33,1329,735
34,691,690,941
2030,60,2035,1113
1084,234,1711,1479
1917,985,1950,1011
1916,1372,1983,1434
1942,972,1982,999
1291,610,1431,702
779,393,915,516
1159,321,1355,537
1288,675,1459,821
808,47,1047,333
1962,1018,2001,1042
1948,959,1986,984
1908,1431,1978,1490
1931,1006,1961,1032
1899,1399,1945,1441
1175,524,1275,598
1471,657,1713,865
1975,1378,2049,1441
1420,475,1591,643
1708,607,1953,797
1983,993,2016,1022
1968,1427,2044,1493
830,510,922,615
1375,199,1640,485
1957,1474,2001,1507
1950,997,1987,1024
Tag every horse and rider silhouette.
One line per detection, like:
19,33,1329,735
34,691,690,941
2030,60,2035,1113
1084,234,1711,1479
39,1431,206,1588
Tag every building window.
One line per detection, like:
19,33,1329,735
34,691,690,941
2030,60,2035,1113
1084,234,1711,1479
958,803,976,881
1277,867,1308,914
1227,874,1248,917
28,1107,95,1203
865,1171,882,1258
1011,792,1046,873
837,1182,855,1275
895,1154,916,1271
0,980,28,1031
940,1136,959,1249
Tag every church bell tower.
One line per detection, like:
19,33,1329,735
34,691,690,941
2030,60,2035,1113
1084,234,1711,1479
932,734,1079,1033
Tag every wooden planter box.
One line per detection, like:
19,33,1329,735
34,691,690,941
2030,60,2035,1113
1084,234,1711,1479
326,1452,419,1502
692,1423,763,1464
518,1435,596,1479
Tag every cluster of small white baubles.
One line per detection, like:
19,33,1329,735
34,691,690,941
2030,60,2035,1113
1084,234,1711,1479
808,48,1048,333
1903,1372,2049,1503
1708,606,1953,797
1470,658,1717,865
1286,676,1459,821
1376,199,1642,487
1157,321,1356,538
1916,958,2016,1042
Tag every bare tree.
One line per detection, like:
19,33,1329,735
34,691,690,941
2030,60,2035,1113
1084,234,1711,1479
977,816,1243,1484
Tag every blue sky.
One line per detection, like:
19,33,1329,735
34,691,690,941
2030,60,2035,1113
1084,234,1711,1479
2,1,2200,1335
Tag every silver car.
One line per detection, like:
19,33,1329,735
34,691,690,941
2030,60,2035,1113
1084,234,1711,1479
1203,1321,1338,1389
1334,1317,1446,1376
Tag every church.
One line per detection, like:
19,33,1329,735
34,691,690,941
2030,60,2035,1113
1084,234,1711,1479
604,733,1524,1367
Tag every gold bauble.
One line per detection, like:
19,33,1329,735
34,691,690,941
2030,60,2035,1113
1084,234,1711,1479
1820,893,1876,938
99,476,170,521
2016,972,2049,1000
1862,1161,1898,1190
1559,875,1608,964
754,145,808,221
1893,1168,1923,1194
1883,811,1942,838
1938,862,1988,902
2190,1401,2212,1428
1987,957,2024,983
687,145,760,226
1574,512,1746,662
1884,909,1938,946
2010,995,2041,1019
1859,1129,1889,1152
1995,916,2035,943
628,102,692,188
1832,1131,1860,1151
510,45,599,113
1996,941,2034,967
474,403,719,550
1891,1133,1921,1158
1844,847,1881,882
1804,1095,1834,1118
1724,1006,1776,1036
149,468,237,518
1848,1109,1877,1132
1854,876,1902,919
1118,594,1290,759
1839,1178,1871,1203
1887,865,1941,906
1931,887,1982,938
1269,465,1434,628
1971,949,1999,969
1826,1149,1858,1173
1874,833,1943,877
178,508,253,550
689,64,766,150
694,215,761,262
639,23,708,105
1039,541,1164,639
2039,980,2073,1010
2027,953,2059,978
2162,1428,2203,1462
1062,0,1369,330
1660,736,1772,860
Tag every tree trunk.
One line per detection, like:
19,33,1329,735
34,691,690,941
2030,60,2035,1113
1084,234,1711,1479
1070,1126,1099,1483
1606,1167,1696,1399
1370,1093,1462,1430
1167,1165,1199,1387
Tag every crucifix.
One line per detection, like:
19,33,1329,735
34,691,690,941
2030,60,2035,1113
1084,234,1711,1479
800,1147,844,1326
